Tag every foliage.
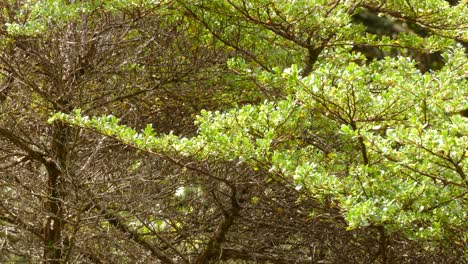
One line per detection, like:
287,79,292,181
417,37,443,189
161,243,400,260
51,44,468,244
2,0,468,263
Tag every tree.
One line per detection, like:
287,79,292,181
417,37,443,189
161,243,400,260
2,0,468,263
1,0,229,262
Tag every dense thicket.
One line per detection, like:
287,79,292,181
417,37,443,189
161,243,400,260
1,0,467,263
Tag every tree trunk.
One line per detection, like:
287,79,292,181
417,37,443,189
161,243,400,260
43,123,68,263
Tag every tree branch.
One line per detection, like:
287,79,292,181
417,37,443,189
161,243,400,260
195,186,241,264
100,208,175,264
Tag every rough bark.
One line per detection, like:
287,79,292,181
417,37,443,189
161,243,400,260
195,188,241,264
43,123,68,264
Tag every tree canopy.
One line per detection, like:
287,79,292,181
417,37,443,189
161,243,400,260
1,0,467,263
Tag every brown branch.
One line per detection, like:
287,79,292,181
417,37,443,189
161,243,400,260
0,213,43,240
100,208,175,264
195,187,241,264
220,248,313,264
178,1,273,72
301,46,324,77
0,127,48,164
0,72,14,104
358,3,468,42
